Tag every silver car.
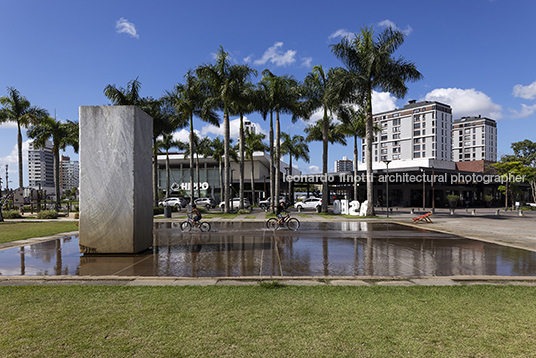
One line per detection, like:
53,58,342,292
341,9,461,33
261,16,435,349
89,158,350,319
219,198,251,210
294,197,322,211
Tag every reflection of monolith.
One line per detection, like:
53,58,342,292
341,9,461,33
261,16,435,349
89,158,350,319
79,106,153,254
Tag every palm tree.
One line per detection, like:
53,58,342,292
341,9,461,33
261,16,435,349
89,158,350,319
302,65,350,212
0,87,49,188
338,106,377,201
331,26,423,215
196,46,256,213
27,117,79,211
281,133,310,205
228,75,257,210
145,97,184,206
208,136,225,202
165,70,219,201
257,70,304,212
103,77,146,106
156,133,180,200
244,129,268,206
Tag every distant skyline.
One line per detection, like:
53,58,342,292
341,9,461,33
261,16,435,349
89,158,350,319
1,0,535,187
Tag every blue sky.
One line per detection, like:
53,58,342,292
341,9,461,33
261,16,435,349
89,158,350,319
1,0,536,187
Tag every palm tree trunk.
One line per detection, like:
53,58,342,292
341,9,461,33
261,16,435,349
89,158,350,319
219,160,223,204
322,108,329,213
250,159,255,206
166,149,170,199
288,154,293,205
17,124,23,189
153,139,159,207
239,114,245,210
366,89,375,216
54,148,60,211
189,115,195,203
196,154,201,199
353,134,358,201
269,112,274,213
224,112,230,213
275,112,281,211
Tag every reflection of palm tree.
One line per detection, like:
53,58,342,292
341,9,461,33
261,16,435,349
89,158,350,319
281,133,310,205
0,87,48,188
27,117,78,211
331,26,423,215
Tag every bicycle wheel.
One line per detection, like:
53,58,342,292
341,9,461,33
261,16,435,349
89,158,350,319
266,218,279,230
180,221,192,232
200,222,211,232
287,218,300,231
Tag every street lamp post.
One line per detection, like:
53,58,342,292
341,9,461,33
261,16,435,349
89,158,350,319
383,160,391,218
420,168,425,211
431,166,435,213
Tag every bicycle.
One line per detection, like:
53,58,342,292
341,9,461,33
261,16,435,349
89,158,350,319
180,214,211,232
266,213,300,231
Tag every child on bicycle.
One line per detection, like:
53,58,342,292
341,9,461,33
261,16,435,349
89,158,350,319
276,202,287,224
188,204,202,226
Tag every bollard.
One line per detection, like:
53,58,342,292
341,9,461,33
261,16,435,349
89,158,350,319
471,209,476,215
519,210,525,217
297,206,301,213
450,208,455,215
495,209,500,215
431,208,435,214
410,208,414,214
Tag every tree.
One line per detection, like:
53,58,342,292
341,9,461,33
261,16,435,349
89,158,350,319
281,133,310,205
303,65,349,212
244,129,268,206
27,117,79,211
197,46,256,213
0,87,49,188
493,161,535,208
156,133,180,200
501,139,536,203
103,77,146,106
228,72,257,210
331,26,423,215
165,70,219,201
257,70,304,212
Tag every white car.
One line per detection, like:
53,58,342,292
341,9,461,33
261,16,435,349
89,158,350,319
194,197,216,209
219,198,251,210
294,197,322,211
158,198,183,209
258,197,288,210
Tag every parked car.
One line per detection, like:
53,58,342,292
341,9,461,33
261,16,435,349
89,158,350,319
158,197,183,209
194,197,216,209
294,197,322,211
258,197,288,210
219,198,251,210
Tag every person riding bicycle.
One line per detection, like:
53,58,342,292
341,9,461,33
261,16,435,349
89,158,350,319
188,204,202,226
276,202,287,224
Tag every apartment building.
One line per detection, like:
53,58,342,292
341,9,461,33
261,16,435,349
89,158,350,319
28,140,55,190
452,115,497,162
334,156,353,172
60,155,79,192
360,100,455,170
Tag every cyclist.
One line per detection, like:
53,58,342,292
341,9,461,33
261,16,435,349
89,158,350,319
276,202,287,225
188,204,202,226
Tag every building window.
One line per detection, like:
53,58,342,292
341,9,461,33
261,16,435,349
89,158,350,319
381,135,388,141
414,130,420,136
414,123,421,129
414,138,421,144
393,133,400,139
414,145,421,151
413,152,421,158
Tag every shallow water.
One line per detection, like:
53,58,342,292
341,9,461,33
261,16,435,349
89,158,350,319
1,222,536,277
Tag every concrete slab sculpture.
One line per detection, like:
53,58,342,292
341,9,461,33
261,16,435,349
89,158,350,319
79,106,153,254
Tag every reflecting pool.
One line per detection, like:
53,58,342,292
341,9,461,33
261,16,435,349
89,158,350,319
1,222,536,277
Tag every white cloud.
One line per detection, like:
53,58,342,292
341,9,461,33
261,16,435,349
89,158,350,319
423,88,502,119
328,28,353,40
513,79,536,100
307,165,321,174
253,42,296,67
378,19,413,36
0,140,31,184
509,104,536,119
301,57,313,68
171,128,198,144
0,121,17,129
116,18,139,39
372,91,397,113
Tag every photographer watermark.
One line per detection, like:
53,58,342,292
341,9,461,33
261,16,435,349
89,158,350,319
283,173,526,185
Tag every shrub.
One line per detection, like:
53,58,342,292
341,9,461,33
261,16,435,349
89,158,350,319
154,207,164,215
2,210,22,219
37,210,58,219
238,209,251,215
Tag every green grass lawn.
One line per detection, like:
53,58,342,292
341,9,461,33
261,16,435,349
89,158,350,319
0,221,79,244
1,284,536,357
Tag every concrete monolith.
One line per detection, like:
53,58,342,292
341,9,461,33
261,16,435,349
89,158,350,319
79,106,153,254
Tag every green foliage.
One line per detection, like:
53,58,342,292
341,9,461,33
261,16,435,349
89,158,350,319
258,280,286,289
2,210,22,219
483,194,494,203
237,209,250,215
446,194,459,203
36,210,58,219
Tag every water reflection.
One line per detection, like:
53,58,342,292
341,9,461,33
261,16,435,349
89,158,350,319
1,222,536,277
